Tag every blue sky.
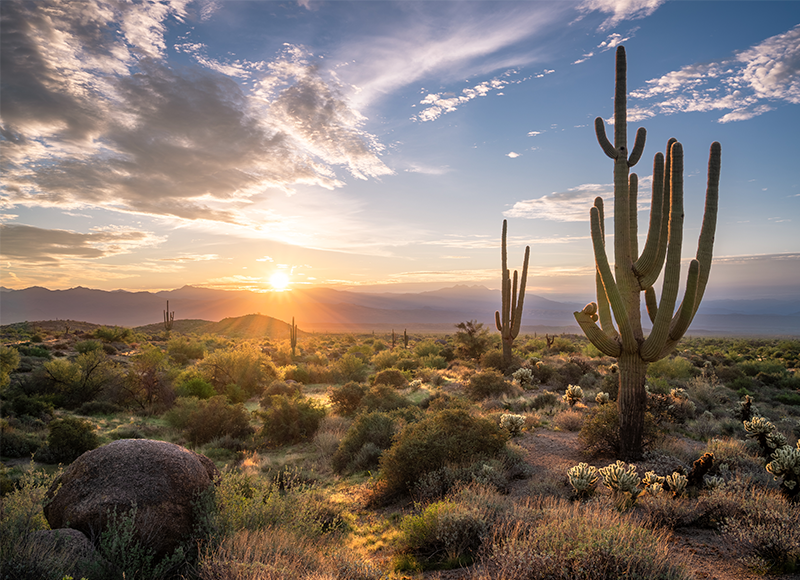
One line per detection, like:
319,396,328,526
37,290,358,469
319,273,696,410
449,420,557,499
1,0,799,301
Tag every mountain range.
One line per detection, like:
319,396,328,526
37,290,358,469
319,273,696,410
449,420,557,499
1,285,798,337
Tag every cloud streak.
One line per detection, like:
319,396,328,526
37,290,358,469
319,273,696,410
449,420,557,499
630,24,800,123
0,1,391,226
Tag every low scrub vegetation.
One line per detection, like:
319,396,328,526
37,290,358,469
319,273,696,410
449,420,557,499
1,324,799,579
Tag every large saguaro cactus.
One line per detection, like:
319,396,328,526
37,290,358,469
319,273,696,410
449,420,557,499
495,219,530,369
163,300,174,332
574,46,721,458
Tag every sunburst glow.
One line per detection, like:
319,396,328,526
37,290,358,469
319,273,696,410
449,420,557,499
269,271,291,291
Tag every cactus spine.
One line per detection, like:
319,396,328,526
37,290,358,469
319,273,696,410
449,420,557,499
163,300,174,332
289,316,298,357
495,219,530,369
574,46,721,458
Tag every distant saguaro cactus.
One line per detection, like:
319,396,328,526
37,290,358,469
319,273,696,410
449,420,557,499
289,317,298,357
573,46,721,459
163,300,174,332
495,219,530,369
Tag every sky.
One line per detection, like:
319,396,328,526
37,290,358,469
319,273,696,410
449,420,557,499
1,0,799,302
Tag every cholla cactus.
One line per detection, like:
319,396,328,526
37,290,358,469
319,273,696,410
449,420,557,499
500,413,526,437
512,367,534,389
642,470,665,494
599,460,641,510
563,384,584,407
670,387,689,401
409,379,423,390
568,463,599,498
765,440,800,499
744,416,788,459
595,391,610,405
665,472,688,497
732,394,758,422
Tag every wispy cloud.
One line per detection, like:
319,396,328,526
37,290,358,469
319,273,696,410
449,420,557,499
504,184,613,222
0,223,163,263
577,0,667,32
0,1,391,227
630,24,800,123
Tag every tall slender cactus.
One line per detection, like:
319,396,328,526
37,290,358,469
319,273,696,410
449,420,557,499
574,46,721,458
163,300,174,332
289,316,298,357
495,219,530,369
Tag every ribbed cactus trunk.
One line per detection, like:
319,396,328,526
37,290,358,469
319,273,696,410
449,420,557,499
495,220,530,370
574,46,721,459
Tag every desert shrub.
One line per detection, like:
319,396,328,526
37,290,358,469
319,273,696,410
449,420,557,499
454,320,491,361
76,400,123,415
175,377,216,399
465,370,514,401
5,393,54,420
553,408,584,432
41,350,122,409
37,416,99,464
0,420,41,458
398,499,489,570
167,338,206,365
328,381,367,416
372,350,400,370
579,403,620,456
93,325,133,343
198,344,278,398
396,357,420,372
601,366,619,400
475,497,692,580
260,379,302,402
649,356,696,380
499,413,525,437
358,383,410,413
414,340,442,358
480,349,505,372
721,493,800,573
529,391,560,409
166,396,253,446
332,411,399,474
335,354,369,383
378,408,508,499
279,364,308,384
74,339,102,354
259,395,326,447
372,368,408,388
419,354,447,370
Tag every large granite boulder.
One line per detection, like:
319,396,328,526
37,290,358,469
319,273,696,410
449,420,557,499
44,439,219,559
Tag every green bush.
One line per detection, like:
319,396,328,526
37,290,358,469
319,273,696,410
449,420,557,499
0,346,21,389
372,369,408,388
465,370,514,401
378,409,508,498
74,339,102,354
579,403,620,456
335,354,369,383
76,401,123,415
93,325,133,343
329,381,367,416
259,395,326,447
372,350,400,371
167,338,206,365
414,340,442,358
198,344,278,398
332,411,399,474
359,384,410,413
166,396,253,446
175,377,216,400
260,379,302,403
480,349,505,372
38,416,99,464
0,420,41,458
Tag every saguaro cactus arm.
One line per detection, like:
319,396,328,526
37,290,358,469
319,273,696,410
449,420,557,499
496,220,530,367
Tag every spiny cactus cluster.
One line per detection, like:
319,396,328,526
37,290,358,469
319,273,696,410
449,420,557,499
732,394,758,422
562,384,584,407
595,391,610,405
500,413,526,437
665,472,688,498
567,462,599,498
512,367,534,389
766,440,800,499
599,460,642,510
744,415,788,459
642,470,665,495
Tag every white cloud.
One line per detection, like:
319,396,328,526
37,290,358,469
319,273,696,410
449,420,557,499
577,0,666,31
0,3,391,226
415,74,518,122
630,24,800,123
528,131,542,136
507,152,521,159
504,184,613,222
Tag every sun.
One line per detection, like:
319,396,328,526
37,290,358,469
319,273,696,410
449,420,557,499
269,271,291,291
